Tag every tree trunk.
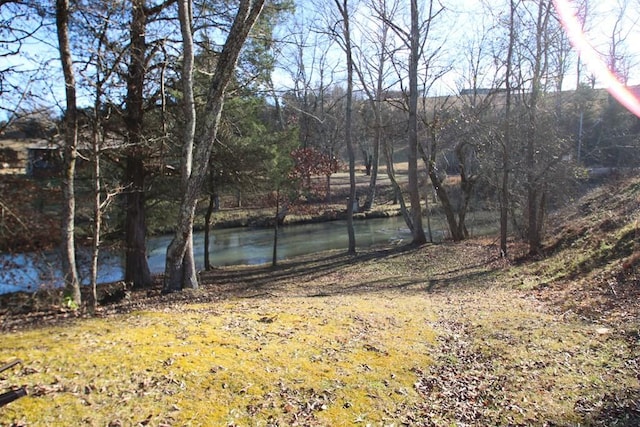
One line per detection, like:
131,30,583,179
88,20,111,314
500,0,516,258
56,0,80,306
272,189,279,267
166,0,199,290
334,0,357,255
363,151,372,176
363,137,379,211
124,157,151,286
124,0,151,287
526,0,551,255
421,139,464,242
407,0,426,245
90,110,101,314
164,198,198,291
428,173,463,241
325,174,331,202
424,189,433,242
164,0,266,292
383,139,413,233
456,146,474,239
204,173,215,271
536,187,547,240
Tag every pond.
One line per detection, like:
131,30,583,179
0,213,497,295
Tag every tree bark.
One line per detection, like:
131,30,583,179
124,0,151,287
422,147,463,241
407,0,426,244
55,0,80,306
88,14,113,315
90,123,101,314
500,0,516,258
526,0,551,255
419,129,467,242
173,0,198,289
204,171,216,271
363,135,379,211
334,0,357,254
383,139,413,233
164,0,266,292
124,157,151,286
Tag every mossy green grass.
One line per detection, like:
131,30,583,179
1,294,435,426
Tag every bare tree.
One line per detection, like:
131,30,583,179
164,0,266,292
381,0,445,244
281,19,347,203
488,0,576,255
424,14,505,244
499,0,517,258
78,3,127,313
571,0,591,89
362,0,414,229
0,0,48,130
122,0,154,288
55,0,81,306
523,0,553,254
174,0,197,289
331,0,357,254
605,0,636,85
404,0,427,244
353,0,395,211
419,96,483,243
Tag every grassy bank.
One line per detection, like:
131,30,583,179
1,175,639,425
1,239,639,425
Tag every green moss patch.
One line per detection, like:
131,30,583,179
0,295,435,426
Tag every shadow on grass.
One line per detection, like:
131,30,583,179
200,243,419,296
198,241,498,300
575,387,640,427
1,241,499,330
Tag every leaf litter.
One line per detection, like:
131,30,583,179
0,238,638,426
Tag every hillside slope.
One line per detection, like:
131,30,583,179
522,175,640,326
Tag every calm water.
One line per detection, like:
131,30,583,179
0,213,496,294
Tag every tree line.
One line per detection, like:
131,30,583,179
1,0,639,309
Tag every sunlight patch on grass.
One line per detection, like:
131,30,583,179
0,294,435,426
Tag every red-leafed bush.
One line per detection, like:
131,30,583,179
289,147,340,199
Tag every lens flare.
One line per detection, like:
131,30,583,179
553,0,640,118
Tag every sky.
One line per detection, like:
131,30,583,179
2,0,640,123
553,0,640,116
271,0,640,107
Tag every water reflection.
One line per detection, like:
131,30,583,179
147,216,412,272
1,216,412,294
0,213,497,294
